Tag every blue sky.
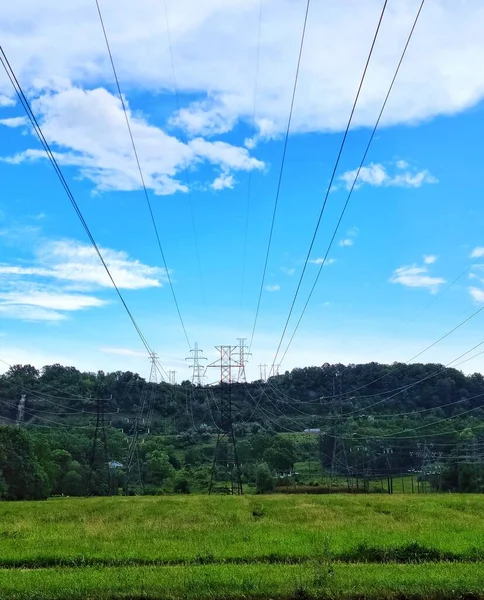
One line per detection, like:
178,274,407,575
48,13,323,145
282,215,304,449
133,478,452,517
2,0,484,382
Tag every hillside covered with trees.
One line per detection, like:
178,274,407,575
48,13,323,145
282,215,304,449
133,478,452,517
1,361,483,499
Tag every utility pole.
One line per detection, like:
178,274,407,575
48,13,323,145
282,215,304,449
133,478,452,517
206,345,243,495
186,342,207,386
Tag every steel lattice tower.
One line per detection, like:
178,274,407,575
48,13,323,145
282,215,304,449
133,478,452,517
236,338,251,383
124,352,158,494
206,345,243,495
186,342,207,386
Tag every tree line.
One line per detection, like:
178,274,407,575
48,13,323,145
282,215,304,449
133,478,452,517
1,361,483,499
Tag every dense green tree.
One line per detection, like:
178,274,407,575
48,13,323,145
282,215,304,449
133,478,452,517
146,451,175,486
263,438,296,472
0,426,50,500
255,463,274,494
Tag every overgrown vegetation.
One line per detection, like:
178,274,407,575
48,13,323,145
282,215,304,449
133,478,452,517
1,361,484,498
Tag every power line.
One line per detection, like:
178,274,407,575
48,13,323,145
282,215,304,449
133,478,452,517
276,0,426,369
248,0,311,352
0,47,157,360
240,0,264,322
269,0,390,370
94,0,192,350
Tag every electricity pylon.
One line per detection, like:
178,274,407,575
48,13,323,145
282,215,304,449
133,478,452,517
186,342,206,386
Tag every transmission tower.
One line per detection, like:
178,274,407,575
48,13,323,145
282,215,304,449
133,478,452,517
236,338,251,383
271,363,280,377
124,352,159,494
259,364,268,382
86,384,110,496
168,370,177,385
186,342,207,386
206,345,243,495
327,369,352,491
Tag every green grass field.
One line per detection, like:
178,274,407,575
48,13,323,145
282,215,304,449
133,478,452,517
1,494,483,599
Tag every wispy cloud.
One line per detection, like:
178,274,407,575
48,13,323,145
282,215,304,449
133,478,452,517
266,284,280,292
0,304,67,322
470,247,484,259
0,237,166,321
338,226,358,248
100,347,149,358
390,264,445,293
309,258,336,266
339,162,437,192
0,95,15,108
0,117,27,128
0,290,107,311
211,173,235,191
423,255,438,264
469,287,484,303
281,267,295,276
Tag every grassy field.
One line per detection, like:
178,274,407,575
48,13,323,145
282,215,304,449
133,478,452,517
0,494,483,599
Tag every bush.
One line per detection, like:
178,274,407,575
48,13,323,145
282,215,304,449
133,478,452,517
255,462,274,494
174,474,191,494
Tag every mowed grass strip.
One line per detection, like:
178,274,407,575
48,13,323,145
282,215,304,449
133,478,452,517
1,495,484,567
0,563,483,600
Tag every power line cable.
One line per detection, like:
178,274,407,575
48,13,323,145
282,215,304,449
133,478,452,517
94,0,192,349
0,47,158,361
240,0,264,322
269,0,390,370
278,11,426,368
248,0,311,352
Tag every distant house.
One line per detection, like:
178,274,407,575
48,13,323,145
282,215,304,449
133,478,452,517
303,428,321,434
108,461,124,469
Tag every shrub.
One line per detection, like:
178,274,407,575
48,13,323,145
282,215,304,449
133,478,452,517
255,462,274,494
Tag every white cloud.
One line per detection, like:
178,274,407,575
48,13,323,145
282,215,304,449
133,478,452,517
0,290,106,311
0,239,166,290
339,226,359,247
339,162,437,191
423,254,437,264
390,264,445,292
281,267,295,276
470,247,484,259
396,160,408,169
0,237,166,321
0,117,27,128
0,2,484,143
266,284,280,292
309,257,336,266
469,287,484,303
0,95,15,107
211,173,235,191
1,87,264,196
39,239,166,290
0,304,66,322
100,347,149,357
